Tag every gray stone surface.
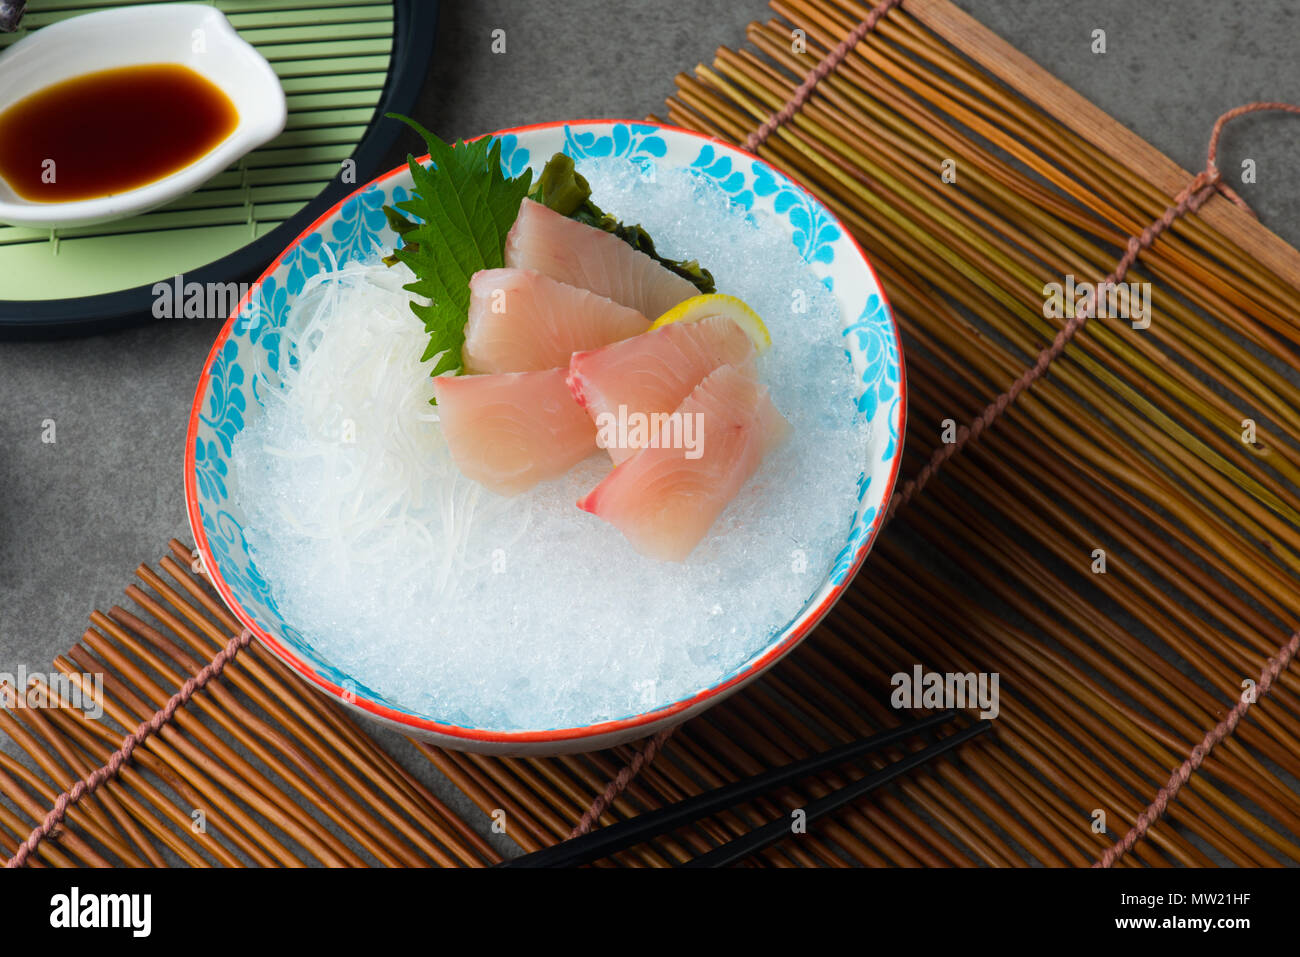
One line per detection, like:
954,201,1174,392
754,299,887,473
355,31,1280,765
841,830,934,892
1,0,1298,862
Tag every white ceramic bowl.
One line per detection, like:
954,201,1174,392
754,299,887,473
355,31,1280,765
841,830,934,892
0,3,285,228
186,120,906,755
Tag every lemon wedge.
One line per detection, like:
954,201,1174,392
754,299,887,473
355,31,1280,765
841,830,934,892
650,294,771,355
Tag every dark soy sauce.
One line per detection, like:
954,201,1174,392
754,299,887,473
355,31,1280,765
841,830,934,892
0,63,238,203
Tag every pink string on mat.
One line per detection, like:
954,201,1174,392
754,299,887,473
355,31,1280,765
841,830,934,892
1096,630,1300,868
743,0,904,154
882,164,1221,520
1090,100,1300,867
568,726,675,839
885,103,1300,520
576,0,1300,861
4,627,254,868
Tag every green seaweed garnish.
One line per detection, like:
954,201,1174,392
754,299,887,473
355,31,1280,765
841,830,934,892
530,152,715,295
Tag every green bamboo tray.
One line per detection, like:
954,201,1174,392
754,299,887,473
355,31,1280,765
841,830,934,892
0,0,435,337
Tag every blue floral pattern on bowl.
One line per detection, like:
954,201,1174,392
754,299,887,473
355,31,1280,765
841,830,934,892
563,122,667,163
752,163,842,265
186,121,905,752
688,144,754,210
497,134,531,179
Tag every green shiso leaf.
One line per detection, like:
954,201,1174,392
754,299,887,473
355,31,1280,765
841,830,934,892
381,114,533,380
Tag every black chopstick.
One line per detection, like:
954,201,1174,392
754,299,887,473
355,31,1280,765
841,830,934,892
500,708,964,868
680,718,992,867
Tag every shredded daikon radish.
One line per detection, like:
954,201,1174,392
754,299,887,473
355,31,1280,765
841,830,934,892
234,253,531,598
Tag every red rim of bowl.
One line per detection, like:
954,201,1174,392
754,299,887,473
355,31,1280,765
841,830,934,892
184,118,908,745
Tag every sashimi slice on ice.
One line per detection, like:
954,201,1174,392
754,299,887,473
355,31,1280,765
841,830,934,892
431,368,596,496
566,315,756,464
577,364,791,561
505,198,699,319
463,268,650,374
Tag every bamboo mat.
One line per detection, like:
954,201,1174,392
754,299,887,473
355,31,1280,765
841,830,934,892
5,0,1300,867
0,541,498,867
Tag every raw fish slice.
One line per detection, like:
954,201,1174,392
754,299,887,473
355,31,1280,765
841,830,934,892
432,368,596,496
567,316,755,464
463,268,650,374
505,198,699,319
577,364,791,561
